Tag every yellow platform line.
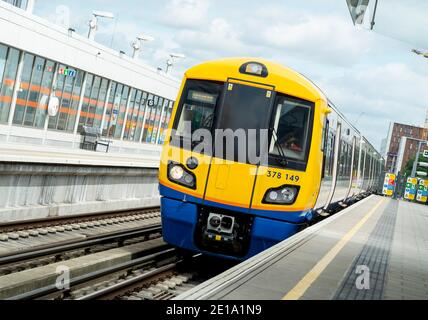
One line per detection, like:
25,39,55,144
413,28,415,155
282,198,385,300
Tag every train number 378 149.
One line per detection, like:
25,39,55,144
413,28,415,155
267,170,300,182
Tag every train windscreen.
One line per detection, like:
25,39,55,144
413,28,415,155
269,95,314,166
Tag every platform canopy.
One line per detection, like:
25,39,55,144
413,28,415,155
346,0,428,50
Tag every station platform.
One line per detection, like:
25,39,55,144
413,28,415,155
0,143,160,168
176,195,428,300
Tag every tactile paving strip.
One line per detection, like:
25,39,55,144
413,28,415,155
333,200,399,300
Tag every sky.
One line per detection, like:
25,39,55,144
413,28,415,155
32,0,428,150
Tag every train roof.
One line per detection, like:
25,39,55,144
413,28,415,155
185,57,327,103
185,57,382,158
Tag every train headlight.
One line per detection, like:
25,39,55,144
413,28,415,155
170,165,184,180
263,185,300,205
167,162,197,189
268,191,279,201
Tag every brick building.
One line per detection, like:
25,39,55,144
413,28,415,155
384,122,428,173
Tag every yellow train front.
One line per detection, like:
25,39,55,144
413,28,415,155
159,58,330,260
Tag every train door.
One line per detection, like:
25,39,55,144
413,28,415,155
322,121,342,212
203,80,275,211
343,136,357,201
315,112,337,210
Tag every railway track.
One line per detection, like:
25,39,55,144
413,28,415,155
0,208,161,277
0,207,160,234
75,254,202,301
0,206,226,301
38,252,236,301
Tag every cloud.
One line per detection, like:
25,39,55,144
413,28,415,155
373,0,428,49
253,13,373,66
160,0,210,29
319,63,428,148
175,18,249,60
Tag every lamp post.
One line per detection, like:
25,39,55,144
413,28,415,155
165,53,186,74
88,11,115,41
131,34,154,59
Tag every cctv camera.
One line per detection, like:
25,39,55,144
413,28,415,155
93,11,114,19
137,35,155,42
170,53,186,59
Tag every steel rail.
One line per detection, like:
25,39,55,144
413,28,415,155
8,247,176,300
78,253,202,300
0,206,160,232
0,224,162,265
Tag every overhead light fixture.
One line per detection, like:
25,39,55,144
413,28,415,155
131,34,155,59
87,10,115,41
166,53,186,74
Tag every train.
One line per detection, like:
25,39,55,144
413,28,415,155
159,58,384,260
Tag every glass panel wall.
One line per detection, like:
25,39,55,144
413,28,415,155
149,97,164,144
134,91,148,142
123,88,137,141
13,53,33,125
158,100,173,144
103,82,129,139
78,74,108,132
123,89,150,142
142,94,157,143
2,0,28,9
13,53,55,128
48,65,84,132
0,45,20,123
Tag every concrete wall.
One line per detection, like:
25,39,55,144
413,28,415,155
0,162,160,223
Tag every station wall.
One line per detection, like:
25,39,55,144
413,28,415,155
0,162,160,223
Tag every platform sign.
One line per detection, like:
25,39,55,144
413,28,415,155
404,177,418,201
416,179,428,203
382,173,396,197
346,0,370,25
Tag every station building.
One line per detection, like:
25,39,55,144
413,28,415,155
0,0,180,156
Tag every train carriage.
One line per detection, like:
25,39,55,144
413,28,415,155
159,58,383,260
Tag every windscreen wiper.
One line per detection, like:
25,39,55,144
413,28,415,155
191,137,204,148
271,128,289,166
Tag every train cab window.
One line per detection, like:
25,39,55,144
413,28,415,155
269,95,314,166
173,80,223,144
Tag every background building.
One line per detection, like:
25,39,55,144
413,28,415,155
425,109,428,128
384,122,428,174
395,136,428,175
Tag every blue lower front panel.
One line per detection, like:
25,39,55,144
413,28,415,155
161,197,302,260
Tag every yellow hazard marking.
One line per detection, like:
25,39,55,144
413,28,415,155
215,235,222,241
282,198,385,300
